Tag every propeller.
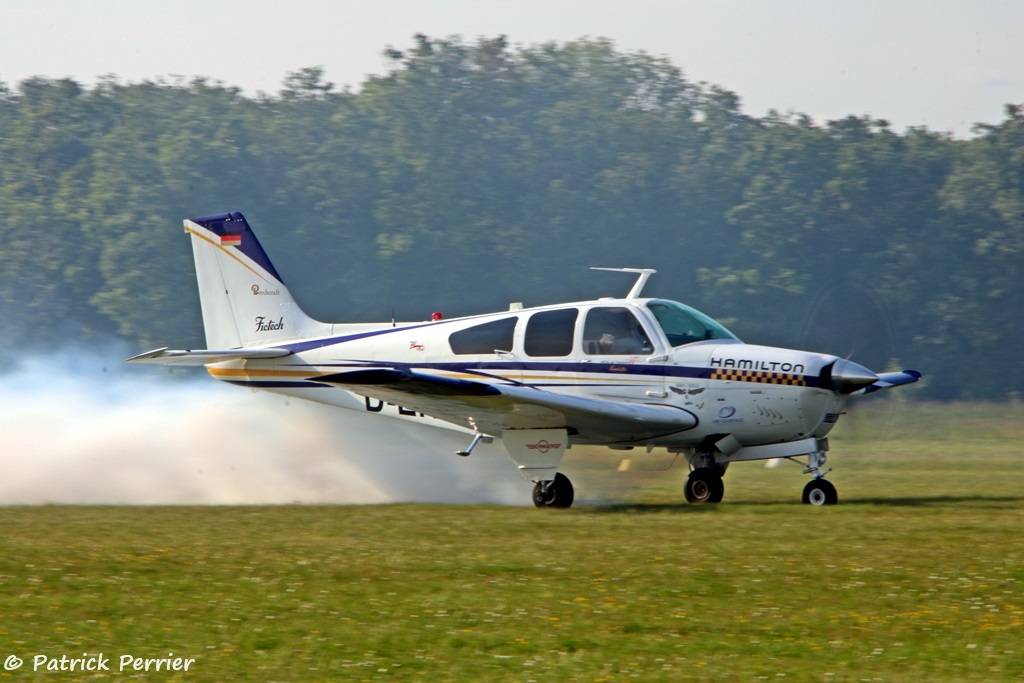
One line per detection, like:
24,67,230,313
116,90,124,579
797,281,897,371
795,280,914,442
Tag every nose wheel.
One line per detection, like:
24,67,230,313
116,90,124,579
802,478,838,506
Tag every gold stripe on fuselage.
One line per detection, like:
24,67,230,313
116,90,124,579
207,367,325,379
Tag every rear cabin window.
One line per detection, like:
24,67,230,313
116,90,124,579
583,307,654,355
448,317,517,355
524,309,578,357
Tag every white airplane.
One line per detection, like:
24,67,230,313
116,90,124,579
128,212,921,507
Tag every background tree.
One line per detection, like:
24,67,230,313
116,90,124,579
0,36,1021,399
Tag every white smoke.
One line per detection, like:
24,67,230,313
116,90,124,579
0,349,530,505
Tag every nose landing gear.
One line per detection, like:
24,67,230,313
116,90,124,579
799,449,837,506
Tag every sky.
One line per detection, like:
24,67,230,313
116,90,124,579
1,0,1021,138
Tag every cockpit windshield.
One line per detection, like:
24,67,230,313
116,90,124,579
646,299,739,347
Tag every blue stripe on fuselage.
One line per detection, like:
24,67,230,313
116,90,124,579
225,360,821,390
274,358,713,383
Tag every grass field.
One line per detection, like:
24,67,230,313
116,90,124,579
1,402,1022,681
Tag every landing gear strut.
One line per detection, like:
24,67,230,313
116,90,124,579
532,472,574,509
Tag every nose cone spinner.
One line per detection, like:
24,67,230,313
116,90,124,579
820,358,879,394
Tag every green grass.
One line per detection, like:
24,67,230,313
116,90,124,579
2,402,1023,681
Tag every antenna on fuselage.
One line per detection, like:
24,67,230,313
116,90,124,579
591,267,657,299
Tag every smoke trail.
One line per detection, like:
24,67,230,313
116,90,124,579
0,349,529,505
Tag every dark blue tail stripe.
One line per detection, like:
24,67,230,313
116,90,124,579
190,211,284,283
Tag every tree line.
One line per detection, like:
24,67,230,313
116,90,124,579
1,35,1021,400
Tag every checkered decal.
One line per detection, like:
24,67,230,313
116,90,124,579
710,369,807,386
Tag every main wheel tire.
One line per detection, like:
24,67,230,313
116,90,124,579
684,468,725,503
532,472,575,509
802,478,838,506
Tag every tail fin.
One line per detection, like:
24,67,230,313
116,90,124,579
185,212,332,348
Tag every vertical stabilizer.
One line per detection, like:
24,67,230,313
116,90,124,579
184,212,331,348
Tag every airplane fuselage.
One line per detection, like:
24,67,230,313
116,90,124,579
207,297,849,452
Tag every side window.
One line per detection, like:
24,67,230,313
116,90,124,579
524,309,578,357
448,317,517,355
583,307,653,355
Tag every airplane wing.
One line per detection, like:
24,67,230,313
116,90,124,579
125,347,292,366
855,369,922,396
321,368,698,444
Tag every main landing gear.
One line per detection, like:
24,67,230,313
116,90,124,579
533,472,575,509
500,428,572,509
683,449,727,504
684,467,725,503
